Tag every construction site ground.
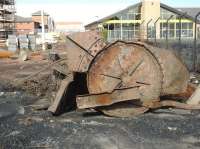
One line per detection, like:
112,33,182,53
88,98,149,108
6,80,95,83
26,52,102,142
1,58,200,149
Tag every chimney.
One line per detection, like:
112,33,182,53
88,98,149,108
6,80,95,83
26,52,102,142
140,0,161,39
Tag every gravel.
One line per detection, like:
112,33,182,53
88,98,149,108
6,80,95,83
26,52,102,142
1,84,200,149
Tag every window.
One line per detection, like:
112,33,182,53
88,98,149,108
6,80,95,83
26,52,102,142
161,8,177,20
106,5,141,42
148,26,155,38
107,23,140,42
180,22,193,38
160,8,193,39
116,6,141,20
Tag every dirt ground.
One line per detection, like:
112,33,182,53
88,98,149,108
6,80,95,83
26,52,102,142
1,58,200,149
0,58,49,80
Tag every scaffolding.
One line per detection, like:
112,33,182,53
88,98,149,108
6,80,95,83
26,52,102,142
0,0,15,46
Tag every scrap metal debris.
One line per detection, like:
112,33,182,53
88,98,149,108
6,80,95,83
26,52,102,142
187,85,200,105
44,31,200,117
9,30,200,118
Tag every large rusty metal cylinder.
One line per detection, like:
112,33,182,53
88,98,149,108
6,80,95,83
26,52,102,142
49,31,190,117
77,41,190,117
87,41,189,100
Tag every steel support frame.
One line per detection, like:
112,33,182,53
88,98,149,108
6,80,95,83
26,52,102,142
166,15,174,49
194,12,200,72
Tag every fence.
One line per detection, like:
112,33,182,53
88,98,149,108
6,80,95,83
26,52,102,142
145,12,200,72
148,39,198,72
105,12,200,72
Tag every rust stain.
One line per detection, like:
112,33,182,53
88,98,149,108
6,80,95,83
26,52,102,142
97,95,112,105
170,85,196,99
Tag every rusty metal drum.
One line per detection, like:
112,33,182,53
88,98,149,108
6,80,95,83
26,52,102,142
87,41,162,102
86,41,189,117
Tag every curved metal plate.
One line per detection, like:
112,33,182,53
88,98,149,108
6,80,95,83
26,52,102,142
142,43,190,95
65,31,105,72
87,41,162,102
98,102,149,118
87,41,162,117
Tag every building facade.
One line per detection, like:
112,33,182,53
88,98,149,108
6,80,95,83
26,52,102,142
0,0,15,45
15,16,40,35
16,11,54,35
55,22,84,34
32,11,49,25
85,0,199,42
32,11,54,32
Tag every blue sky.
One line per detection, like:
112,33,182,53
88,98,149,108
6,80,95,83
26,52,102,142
16,0,200,24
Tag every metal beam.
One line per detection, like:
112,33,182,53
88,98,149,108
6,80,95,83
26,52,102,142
166,15,174,49
154,17,160,44
178,13,187,46
194,12,200,72
147,19,153,42
76,87,140,109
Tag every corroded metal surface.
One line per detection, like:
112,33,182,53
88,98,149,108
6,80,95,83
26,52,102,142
87,41,162,102
98,103,149,118
79,41,190,117
65,31,105,72
59,31,190,117
77,87,140,109
142,43,190,95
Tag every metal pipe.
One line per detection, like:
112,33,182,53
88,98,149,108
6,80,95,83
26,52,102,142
141,20,145,25
108,23,110,41
139,20,145,40
178,13,187,46
41,10,46,51
121,16,123,40
194,12,200,72
166,15,174,49
147,19,153,42
154,17,160,45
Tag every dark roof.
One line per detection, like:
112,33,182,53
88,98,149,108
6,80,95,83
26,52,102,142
32,11,49,16
176,8,200,18
161,3,196,21
16,15,32,23
85,2,198,28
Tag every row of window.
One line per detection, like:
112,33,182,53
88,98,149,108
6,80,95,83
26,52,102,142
115,6,141,20
160,22,193,38
114,7,180,21
107,22,194,41
107,30,140,42
105,6,195,40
